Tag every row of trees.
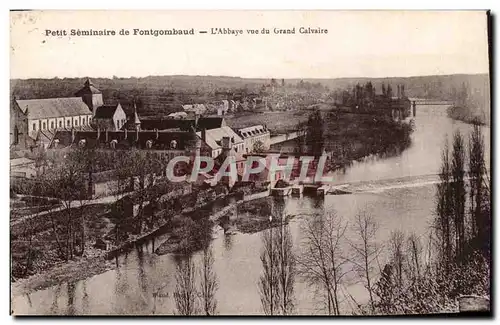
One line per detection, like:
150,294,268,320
435,124,490,267
255,124,489,315
329,82,400,111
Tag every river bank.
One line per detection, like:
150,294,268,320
447,105,489,125
11,189,274,297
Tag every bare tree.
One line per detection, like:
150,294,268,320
199,246,218,315
451,130,466,262
406,232,423,279
258,226,279,315
348,211,381,313
389,230,406,287
435,138,453,271
46,153,87,260
298,212,349,315
468,123,490,257
258,202,296,316
275,215,296,315
173,256,198,315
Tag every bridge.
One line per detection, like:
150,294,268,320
412,100,454,106
269,130,305,145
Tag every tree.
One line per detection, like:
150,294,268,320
275,214,295,315
386,84,393,98
468,123,490,257
258,227,280,315
406,233,423,279
306,110,324,158
46,152,87,260
258,201,296,315
435,138,453,270
174,256,198,315
253,140,265,153
450,130,466,262
69,145,99,256
389,230,405,287
199,246,218,315
348,211,381,313
298,212,348,315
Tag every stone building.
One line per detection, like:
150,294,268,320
236,125,271,153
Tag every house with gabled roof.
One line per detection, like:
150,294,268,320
196,126,245,158
93,103,127,131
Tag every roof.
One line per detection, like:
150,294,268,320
16,97,92,120
124,116,225,132
10,157,34,167
49,130,74,148
237,125,269,139
168,112,188,119
182,104,206,112
75,78,102,95
196,126,243,150
94,104,119,119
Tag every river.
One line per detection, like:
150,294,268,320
11,104,490,315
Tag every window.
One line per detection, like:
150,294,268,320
42,121,46,130
50,121,54,129
33,123,36,131
75,120,78,126
67,120,70,126
13,126,19,144
82,118,86,126
59,121,62,128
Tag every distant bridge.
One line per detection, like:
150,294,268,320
412,100,454,106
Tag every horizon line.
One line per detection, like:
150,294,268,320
10,71,490,81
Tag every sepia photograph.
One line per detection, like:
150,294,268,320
9,10,491,316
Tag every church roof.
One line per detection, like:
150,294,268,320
75,78,102,95
94,104,120,119
16,97,92,120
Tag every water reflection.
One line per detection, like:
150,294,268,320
66,282,76,315
223,233,233,251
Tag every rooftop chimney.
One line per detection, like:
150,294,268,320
194,114,200,130
201,128,206,142
222,136,231,151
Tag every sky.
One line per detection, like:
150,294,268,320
10,10,490,79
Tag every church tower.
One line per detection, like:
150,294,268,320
75,78,104,116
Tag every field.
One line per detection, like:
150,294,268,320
225,110,309,135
